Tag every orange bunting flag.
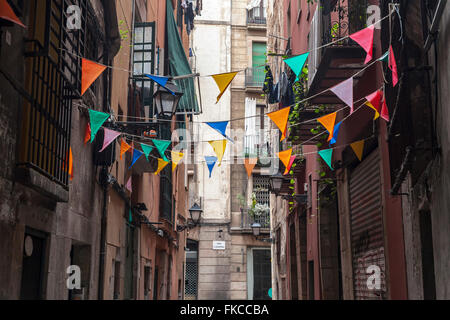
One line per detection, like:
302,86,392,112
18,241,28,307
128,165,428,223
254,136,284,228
317,112,337,142
284,156,296,175
278,149,293,175
244,158,258,178
84,122,91,144
350,140,365,161
120,139,132,160
212,72,238,104
68,148,73,181
155,158,170,175
171,151,185,172
0,0,26,28
82,58,107,95
267,107,291,141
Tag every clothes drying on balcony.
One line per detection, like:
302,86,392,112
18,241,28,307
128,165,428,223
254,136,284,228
247,0,262,10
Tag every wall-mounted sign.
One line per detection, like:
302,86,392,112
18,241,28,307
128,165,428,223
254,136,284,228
213,241,226,250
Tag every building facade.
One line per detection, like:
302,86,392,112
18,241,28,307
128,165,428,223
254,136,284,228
187,0,272,300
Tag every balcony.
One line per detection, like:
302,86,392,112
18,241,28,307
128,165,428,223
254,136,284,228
307,0,368,105
245,67,265,88
240,208,270,230
247,15,267,25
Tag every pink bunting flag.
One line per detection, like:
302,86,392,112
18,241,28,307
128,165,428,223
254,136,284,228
126,177,132,193
381,95,390,122
389,45,399,87
330,77,354,113
349,25,375,64
99,128,121,152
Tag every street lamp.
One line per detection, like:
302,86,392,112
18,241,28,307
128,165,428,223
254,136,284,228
269,171,285,195
189,203,203,225
251,222,262,237
153,81,184,118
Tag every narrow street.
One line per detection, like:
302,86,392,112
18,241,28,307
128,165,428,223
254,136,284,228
0,0,449,303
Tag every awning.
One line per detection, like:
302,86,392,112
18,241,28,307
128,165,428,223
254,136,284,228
166,0,200,114
247,0,261,10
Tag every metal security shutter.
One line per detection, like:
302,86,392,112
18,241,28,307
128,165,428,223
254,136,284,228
349,149,387,299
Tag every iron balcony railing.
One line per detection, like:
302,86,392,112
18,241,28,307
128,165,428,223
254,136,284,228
245,67,266,88
241,208,270,229
321,0,368,48
247,15,267,25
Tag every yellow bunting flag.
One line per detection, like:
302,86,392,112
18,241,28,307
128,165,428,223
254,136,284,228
350,140,365,161
155,158,170,175
366,102,380,120
317,112,337,142
278,149,293,175
244,158,258,178
171,151,185,172
120,139,132,160
267,107,291,141
212,72,238,103
208,140,227,167
82,58,107,95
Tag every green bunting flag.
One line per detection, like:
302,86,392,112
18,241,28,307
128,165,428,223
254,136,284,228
318,149,334,170
89,109,110,143
378,51,389,63
284,52,309,81
140,143,154,161
152,139,171,162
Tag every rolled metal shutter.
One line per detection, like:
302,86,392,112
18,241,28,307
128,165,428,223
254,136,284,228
349,149,387,299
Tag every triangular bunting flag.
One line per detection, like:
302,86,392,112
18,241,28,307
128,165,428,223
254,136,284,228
212,72,238,103
318,149,334,170
145,74,175,95
140,143,154,161
171,151,185,172
68,147,73,181
349,25,375,64
350,140,365,161
129,208,133,223
329,121,342,145
0,0,26,28
126,176,132,193
129,149,143,169
155,158,170,175
366,90,383,120
284,156,296,175
389,46,399,87
330,78,353,113
208,140,227,167
267,107,291,141
205,156,218,178
317,112,337,142
89,109,110,143
99,128,121,152
152,139,171,162
120,139,132,160
82,58,107,95
284,52,309,81
84,122,91,144
278,149,293,174
205,121,233,142
244,158,258,178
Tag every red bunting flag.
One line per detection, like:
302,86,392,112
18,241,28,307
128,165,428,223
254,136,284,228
381,95,390,122
389,46,399,87
365,90,383,120
82,58,107,95
84,122,91,144
284,156,296,175
0,0,25,28
349,25,375,64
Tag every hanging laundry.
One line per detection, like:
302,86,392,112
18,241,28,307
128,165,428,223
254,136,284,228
263,66,274,97
185,1,195,35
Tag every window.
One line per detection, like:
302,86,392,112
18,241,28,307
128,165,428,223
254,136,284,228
133,22,156,117
247,0,267,24
18,0,88,188
256,105,270,156
253,175,270,206
251,42,266,86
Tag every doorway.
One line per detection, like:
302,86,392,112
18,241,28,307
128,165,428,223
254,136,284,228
20,229,47,300
248,248,272,300
419,210,436,300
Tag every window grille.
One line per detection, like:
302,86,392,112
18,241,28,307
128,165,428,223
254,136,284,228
253,175,270,205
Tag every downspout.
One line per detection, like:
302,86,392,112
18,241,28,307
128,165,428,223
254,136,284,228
98,0,121,300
